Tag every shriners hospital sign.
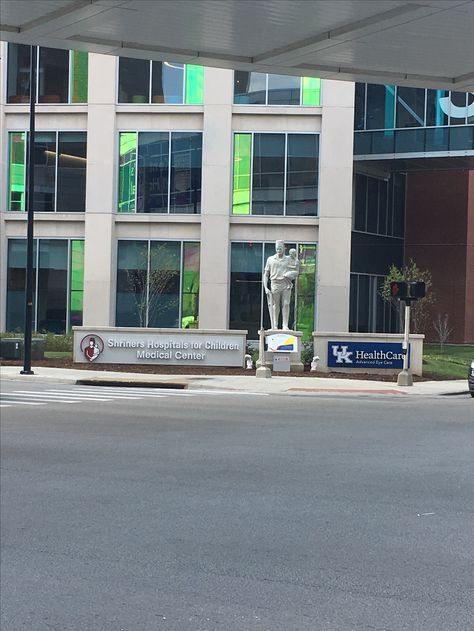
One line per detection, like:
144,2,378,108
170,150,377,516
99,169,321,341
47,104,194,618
74,329,246,367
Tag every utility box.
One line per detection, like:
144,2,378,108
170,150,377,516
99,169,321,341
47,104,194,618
0,338,45,360
272,353,291,372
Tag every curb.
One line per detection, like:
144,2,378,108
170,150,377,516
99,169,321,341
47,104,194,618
75,378,189,389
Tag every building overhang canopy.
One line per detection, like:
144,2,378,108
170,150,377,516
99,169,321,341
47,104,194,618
1,0,474,91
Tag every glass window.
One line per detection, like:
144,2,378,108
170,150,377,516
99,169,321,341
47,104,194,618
295,244,316,339
116,240,199,328
366,84,395,130
181,242,200,328
137,132,169,213
38,47,69,103
232,134,252,215
252,133,285,215
34,132,56,212
366,177,379,233
37,240,68,333
185,65,204,104
449,92,467,125
118,57,150,103
301,77,320,106
426,89,448,127
378,180,388,235
148,242,181,327
396,87,426,128
70,240,84,328
354,174,367,231
57,132,87,212
70,51,88,103
395,128,425,153
118,132,137,213
234,71,266,104
6,240,36,332
8,132,26,211
449,126,474,151
170,132,202,214
116,240,148,327
152,61,184,103
6,239,82,333
7,43,31,103
285,134,318,216
354,83,366,130
267,74,300,105
229,242,264,339
393,174,406,238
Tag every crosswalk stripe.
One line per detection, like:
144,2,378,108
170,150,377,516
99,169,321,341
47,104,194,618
2,394,82,403
9,391,117,402
70,387,188,396
46,389,162,400
1,400,47,406
0,404,12,408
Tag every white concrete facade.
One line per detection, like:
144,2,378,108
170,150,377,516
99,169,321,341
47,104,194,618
0,44,354,336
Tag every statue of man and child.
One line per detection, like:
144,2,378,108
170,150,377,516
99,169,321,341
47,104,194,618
263,240,300,331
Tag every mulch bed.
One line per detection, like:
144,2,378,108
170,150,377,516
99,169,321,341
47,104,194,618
0,357,450,382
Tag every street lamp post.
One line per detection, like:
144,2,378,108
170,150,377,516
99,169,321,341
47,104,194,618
21,45,37,375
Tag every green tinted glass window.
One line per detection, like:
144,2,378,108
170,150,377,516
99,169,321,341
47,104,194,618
70,240,84,327
295,244,316,340
302,77,321,106
8,132,26,211
185,65,204,104
70,51,88,103
118,132,137,212
181,242,200,328
232,134,251,215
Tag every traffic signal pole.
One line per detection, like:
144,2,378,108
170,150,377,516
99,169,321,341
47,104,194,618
397,300,413,386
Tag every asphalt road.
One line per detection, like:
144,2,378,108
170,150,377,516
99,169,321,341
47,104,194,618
1,380,473,631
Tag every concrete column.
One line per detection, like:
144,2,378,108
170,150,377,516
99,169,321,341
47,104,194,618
317,80,354,332
82,53,117,326
198,68,233,329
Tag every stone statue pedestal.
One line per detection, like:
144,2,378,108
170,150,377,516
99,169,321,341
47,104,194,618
256,329,304,373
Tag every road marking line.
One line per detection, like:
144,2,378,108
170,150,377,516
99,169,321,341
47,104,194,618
0,400,47,406
9,392,116,402
0,404,12,408
70,387,188,396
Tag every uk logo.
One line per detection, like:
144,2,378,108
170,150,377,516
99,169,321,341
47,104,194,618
332,345,353,364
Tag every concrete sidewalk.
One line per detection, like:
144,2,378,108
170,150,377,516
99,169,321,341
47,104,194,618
0,365,469,397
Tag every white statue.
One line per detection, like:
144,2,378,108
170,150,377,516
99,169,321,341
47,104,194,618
263,241,300,330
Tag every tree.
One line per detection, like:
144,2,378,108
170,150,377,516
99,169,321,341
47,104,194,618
432,313,453,352
126,244,179,327
380,259,435,334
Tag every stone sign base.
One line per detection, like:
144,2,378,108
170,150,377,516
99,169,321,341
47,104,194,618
257,329,304,373
73,327,247,367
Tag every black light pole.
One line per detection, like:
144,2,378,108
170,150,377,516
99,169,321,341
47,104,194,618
21,45,37,375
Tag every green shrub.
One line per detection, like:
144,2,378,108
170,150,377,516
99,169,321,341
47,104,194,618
0,331,73,352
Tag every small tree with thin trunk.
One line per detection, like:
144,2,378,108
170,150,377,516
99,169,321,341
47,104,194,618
433,313,453,352
126,244,179,327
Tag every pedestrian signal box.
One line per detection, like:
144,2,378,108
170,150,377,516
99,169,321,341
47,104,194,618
390,280,426,301
390,281,408,298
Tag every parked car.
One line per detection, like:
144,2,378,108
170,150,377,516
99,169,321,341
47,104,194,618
469,360,474,398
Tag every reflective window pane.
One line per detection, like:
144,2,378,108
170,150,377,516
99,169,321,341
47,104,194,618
37,240,68,333
8,132,26,211
366,84,395,129
449,92,467,125
70,240,84,328
57,132,87,212
6,239,36,332
354,83,366,130
396,87,426,128
152,61,184,103
295,244,316,339
366,177,378,233
34,132,56,212
354,174,367,231
229,242,264,339
118,132,137,213
181,242,200,328
38,47,69,103
426,89,448,127
169,132,202,214
137,132,169,213
185,65,204,104
7,43,31,104
234,71,266,104
148,242,181,327
70,51,88,103
267,74,300,105
285,134,318,216
116,240,148,326
252,133,285,215
118,57,150,103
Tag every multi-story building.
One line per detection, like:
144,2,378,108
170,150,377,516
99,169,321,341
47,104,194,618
0,43,354,343
1,43,473,343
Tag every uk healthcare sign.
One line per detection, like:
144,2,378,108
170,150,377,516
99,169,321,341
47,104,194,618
327,341,409,369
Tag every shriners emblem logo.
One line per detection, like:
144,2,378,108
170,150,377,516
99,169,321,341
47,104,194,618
80,335,104,362
332,345,353,364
